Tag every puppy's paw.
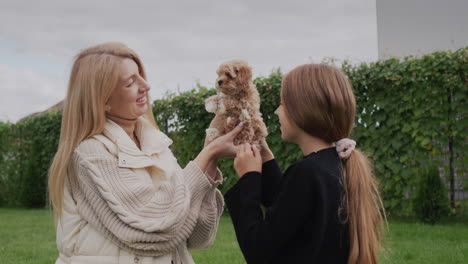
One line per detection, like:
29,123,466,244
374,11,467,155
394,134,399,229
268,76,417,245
205,95,220,113
205,128,220,142
240,109,251,120
205,101,217,113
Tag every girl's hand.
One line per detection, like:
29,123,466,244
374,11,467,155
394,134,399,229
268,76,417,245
234,143,262,178
260,139,275,163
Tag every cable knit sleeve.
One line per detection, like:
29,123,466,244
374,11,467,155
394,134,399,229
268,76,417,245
187,168,224,249
68,139,219,257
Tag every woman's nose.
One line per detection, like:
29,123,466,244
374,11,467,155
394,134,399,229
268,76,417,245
139,79,150,92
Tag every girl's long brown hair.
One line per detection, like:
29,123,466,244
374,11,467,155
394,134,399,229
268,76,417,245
282,64,385,264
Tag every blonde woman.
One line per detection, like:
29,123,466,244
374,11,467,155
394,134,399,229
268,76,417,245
226,64,385,264
49,42,242,264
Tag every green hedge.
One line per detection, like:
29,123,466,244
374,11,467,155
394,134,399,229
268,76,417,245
0,112,61,207
0,47,466,214
154,47,467,213
342,47,467,213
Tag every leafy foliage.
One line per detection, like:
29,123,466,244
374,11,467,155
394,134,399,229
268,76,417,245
0,112,61,207
342,47,467,213
0,48,466,213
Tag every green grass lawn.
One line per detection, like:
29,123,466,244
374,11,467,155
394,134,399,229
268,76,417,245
0,208,467,264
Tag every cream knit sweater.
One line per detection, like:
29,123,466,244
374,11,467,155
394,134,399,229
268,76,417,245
65,118,223,262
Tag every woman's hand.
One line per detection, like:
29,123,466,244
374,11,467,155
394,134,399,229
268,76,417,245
260,139,275,163
194,122,243,175
234,143,262,178
207,122,244,158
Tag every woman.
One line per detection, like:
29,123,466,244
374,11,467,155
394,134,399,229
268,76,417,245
225,64,385,264
48,42,242,264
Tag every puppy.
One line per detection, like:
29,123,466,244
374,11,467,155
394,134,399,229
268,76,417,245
205,60,268,147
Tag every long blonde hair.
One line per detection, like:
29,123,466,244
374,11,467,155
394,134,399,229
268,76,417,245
282,64,385,264
48,42,157,221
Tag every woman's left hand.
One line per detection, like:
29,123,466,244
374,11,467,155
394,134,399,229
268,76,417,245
234,143,262,178
206,122,244,158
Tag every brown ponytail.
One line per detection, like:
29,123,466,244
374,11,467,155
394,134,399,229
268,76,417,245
342,150,385,264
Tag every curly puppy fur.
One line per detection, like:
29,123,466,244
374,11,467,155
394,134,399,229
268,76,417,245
205,60,268,147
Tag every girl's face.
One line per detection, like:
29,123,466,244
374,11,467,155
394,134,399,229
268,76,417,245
275,100,301,143
106,58,150,119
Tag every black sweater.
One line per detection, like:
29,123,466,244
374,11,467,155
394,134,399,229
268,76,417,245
224,147,350,264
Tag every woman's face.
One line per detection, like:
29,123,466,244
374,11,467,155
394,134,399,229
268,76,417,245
275,100,301,143
106,58,150,119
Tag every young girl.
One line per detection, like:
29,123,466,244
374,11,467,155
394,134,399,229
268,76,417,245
225,64,385,264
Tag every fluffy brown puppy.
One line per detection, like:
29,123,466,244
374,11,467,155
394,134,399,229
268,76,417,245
205,60,268,148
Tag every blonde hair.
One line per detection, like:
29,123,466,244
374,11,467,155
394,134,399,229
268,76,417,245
48,42,157,221
282,64,385,264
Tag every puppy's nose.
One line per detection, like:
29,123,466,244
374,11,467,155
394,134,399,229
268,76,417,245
218,80,223,86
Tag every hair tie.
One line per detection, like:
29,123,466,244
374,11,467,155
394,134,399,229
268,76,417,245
336,138,356,159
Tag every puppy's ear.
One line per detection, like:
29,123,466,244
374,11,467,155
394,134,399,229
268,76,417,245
237,65,253,88
228,65,237,79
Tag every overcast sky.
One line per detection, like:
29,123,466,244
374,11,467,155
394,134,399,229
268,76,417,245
0,0,378,122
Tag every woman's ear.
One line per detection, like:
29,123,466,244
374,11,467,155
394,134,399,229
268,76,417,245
105,104,111,112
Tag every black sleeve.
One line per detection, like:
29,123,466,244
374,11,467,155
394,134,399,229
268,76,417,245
261,159,282,207
225,164,325,264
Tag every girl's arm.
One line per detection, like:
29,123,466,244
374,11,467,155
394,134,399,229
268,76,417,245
226,145,325,264
260,159,282,207
259,139,282,206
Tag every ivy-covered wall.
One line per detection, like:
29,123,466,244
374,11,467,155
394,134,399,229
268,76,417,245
342,48,467,212
1,47,466,214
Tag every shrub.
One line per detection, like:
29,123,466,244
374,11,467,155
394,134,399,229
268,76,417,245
413,166,450,224
0,112,61,207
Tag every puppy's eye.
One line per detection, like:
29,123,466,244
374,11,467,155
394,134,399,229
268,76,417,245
226,72,232,78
